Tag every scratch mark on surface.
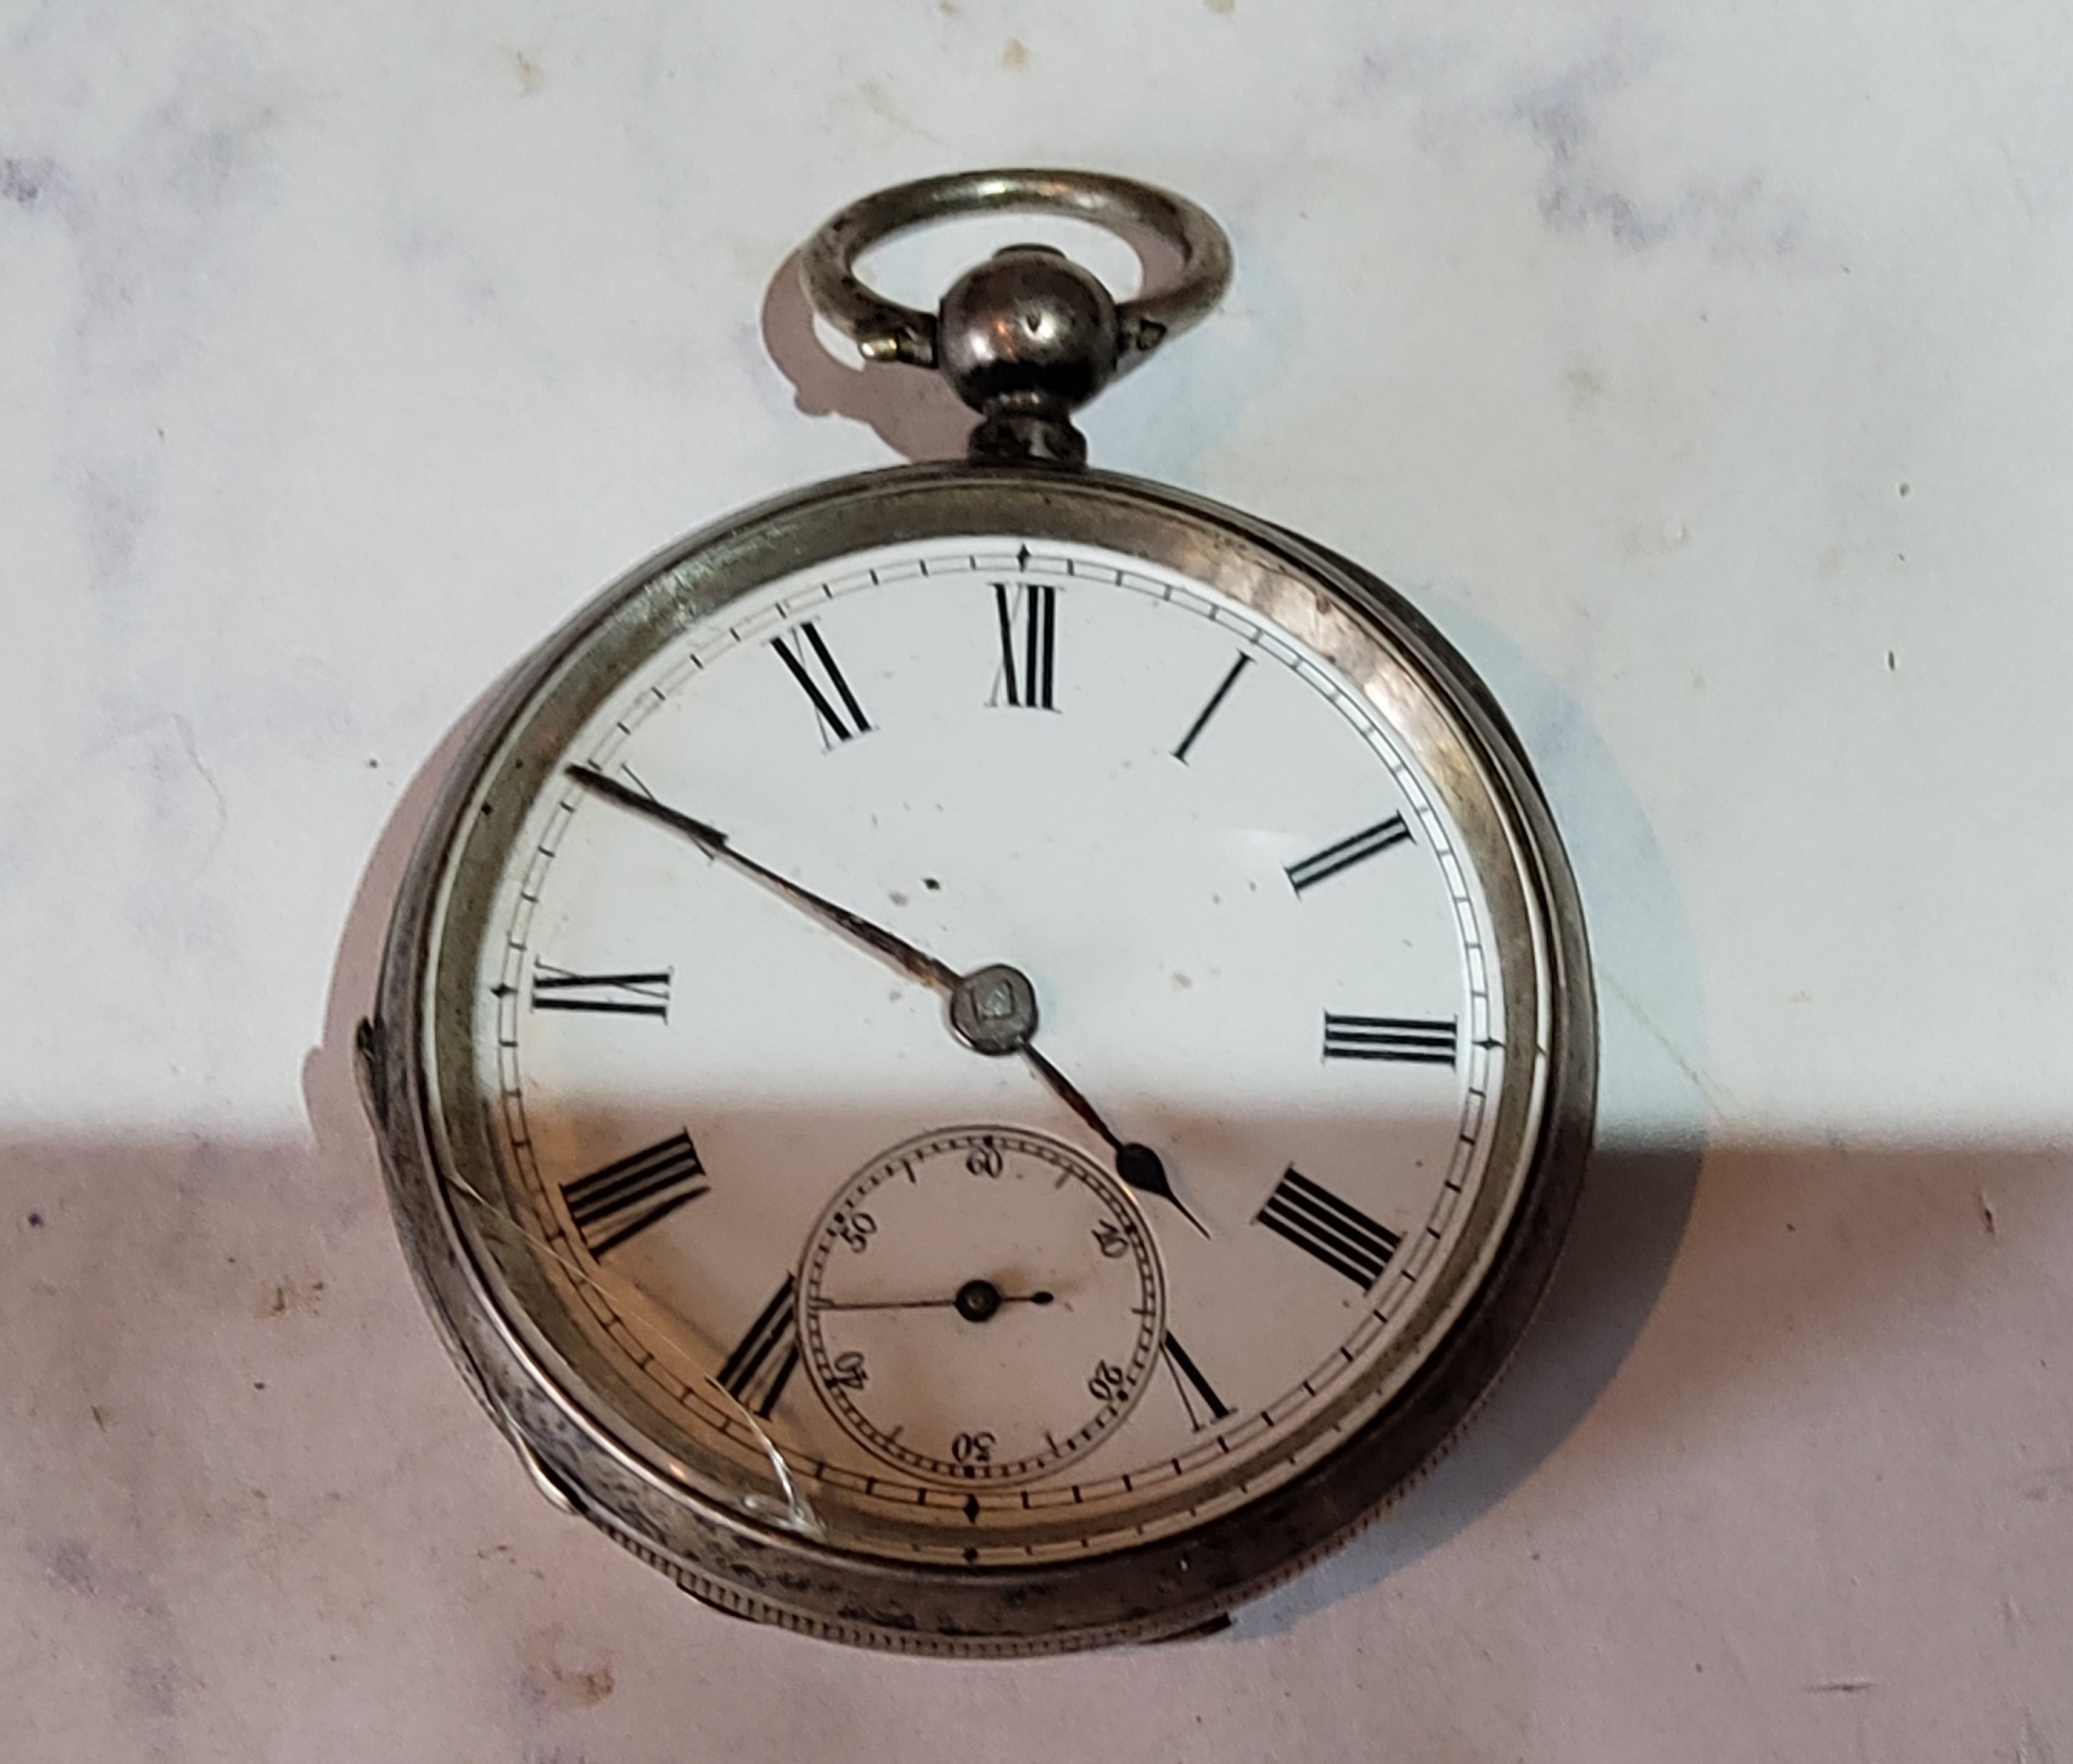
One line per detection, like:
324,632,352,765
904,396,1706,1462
2017,1463,2073,1503
860,80,939,143
1603,972,1726,1118
1805,1678,1876,1694
1978,1188,1998,1237
168,713,230,864
2019,1712,2061,1764
2000,140,2037,225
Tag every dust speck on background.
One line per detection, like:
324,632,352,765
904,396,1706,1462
512,51,546,95
1206,0,1235,14
1566,365,1608,405
2,156,55,207
1002,37,1028,68
519,1626,618,1711
260,1276,327,1319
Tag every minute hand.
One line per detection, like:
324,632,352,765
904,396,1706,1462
566,766,960,995
569,764,1206,1235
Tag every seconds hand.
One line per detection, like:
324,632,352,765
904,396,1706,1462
566,765,1209,1236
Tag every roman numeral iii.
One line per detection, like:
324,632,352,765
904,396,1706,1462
716,1277,801,1419
561,1130,708,1256
1255,1168,1403,1289
992,581,1057,710
529,964,672,1018
1285,814,1412,893
773,620,871,744
1322,1013,1459,1066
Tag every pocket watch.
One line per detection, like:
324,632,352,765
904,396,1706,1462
357,169,1595,1655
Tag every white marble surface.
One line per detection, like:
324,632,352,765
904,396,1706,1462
2,2,2070,1757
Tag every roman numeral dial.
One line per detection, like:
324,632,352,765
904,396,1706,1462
716,1277,801,1419
773,620,871,745
1322,1013,1459,1065
1172,653,1251,762
1285,815,1412,893
529,963,672,1018
992,581,1056,710
1255,1168,1404,1289
1162,1332,1232,1430
561,1130,708,1257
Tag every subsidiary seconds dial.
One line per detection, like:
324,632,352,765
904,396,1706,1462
799,1129,1163,1485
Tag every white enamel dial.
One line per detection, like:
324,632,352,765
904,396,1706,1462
435,534,1538,1567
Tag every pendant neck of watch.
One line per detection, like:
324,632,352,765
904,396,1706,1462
937,244,1118,469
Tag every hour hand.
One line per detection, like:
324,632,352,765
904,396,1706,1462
566,765,961,995
1019,1043,1210,1238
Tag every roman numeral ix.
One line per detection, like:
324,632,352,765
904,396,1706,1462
1255,1168,1404,1289
529,963,672,1018
716,1276,800,1419
773,620,871,745
561,1130,707,1256
1322,1013,1459,1066
1285,814,1412,893
992,581,1056,710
